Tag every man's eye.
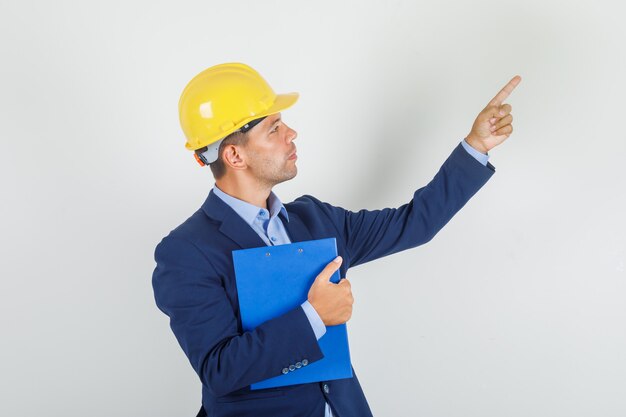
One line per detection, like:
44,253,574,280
271,126,279,133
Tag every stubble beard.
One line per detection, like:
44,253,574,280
249,154,297,189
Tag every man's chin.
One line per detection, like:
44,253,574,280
274,169,297,185
286,170,298,182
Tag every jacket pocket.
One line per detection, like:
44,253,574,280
215,388,285,403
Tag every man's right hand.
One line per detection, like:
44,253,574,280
307,256,354,326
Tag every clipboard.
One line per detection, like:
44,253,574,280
232,237,353,389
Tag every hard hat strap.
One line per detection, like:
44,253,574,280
193,115,267,167
238,116,267,133
194,152,208,166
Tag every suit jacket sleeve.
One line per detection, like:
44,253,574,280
152,236,324,397
305,142,495,268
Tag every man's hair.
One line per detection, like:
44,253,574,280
206,130,250,179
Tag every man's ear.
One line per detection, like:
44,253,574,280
222,144,247,170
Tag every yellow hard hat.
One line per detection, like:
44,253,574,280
178,62,299,164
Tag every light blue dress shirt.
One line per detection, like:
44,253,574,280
460,138,489,166
212,139,488,417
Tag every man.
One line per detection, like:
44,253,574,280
152,62,521,417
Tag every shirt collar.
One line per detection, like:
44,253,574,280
212,184,289,226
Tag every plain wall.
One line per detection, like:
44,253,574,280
1,0,625,415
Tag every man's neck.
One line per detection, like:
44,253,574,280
215,179,272,210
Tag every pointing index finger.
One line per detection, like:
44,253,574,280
488,75,522,106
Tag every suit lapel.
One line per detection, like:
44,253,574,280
201,189,266,249
282,210,314,243
201,189,314,248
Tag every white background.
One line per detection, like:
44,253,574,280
1,0,625,416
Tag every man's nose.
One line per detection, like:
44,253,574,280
286,126,297,142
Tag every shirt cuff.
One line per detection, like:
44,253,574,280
301,300,326,340
461,138,489,166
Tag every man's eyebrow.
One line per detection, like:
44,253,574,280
268,117,281,130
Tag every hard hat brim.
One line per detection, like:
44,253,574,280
263,92,299,119
232,92,299,136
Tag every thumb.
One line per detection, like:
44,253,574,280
316,256,342,283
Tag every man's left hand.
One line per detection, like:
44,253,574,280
465,75,522,154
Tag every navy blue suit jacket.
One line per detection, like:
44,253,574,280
152,142,495,417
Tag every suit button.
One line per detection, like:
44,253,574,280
302,359,309,366
323,383,330,394
282,368,289,375
295,362,302,368
289,364,296,371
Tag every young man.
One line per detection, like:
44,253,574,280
152,62,520,417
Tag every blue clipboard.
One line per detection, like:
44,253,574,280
232,237,353,390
